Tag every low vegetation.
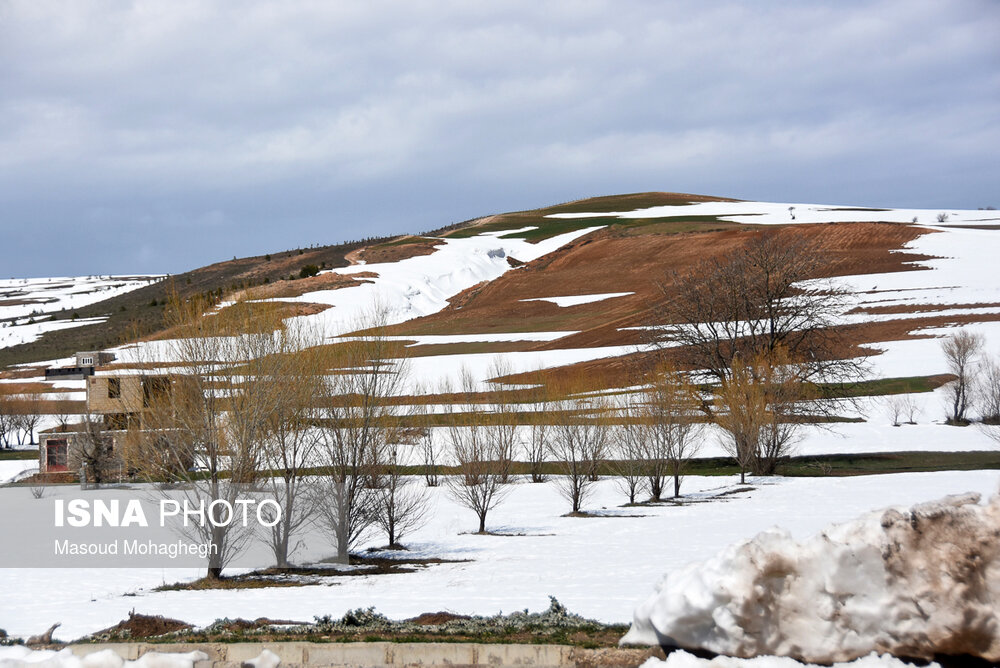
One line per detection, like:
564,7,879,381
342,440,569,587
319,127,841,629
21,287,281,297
82,599,627,648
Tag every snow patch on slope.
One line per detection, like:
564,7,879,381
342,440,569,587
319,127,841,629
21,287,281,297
623,491,1000,663
276,227,605,336
546,201,1000,227
520,292,634,307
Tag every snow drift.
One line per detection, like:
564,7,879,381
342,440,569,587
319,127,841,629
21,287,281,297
641,649,940,668
622,490,1000,663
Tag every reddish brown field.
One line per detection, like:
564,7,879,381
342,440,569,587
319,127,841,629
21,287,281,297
388,222,933,353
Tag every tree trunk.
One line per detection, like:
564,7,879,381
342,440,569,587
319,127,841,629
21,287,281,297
478,512,487,534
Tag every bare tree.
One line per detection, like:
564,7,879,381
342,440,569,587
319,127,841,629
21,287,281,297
444,368,509,534
941,330,984,425
978,353,1000,424
77,413,118,485
612,414,646,505
549,379,611,514
655,231,861,389
313,308,410,562
715,354,766,484
256,319,327,568
372,443,430,547
0,394,12,448
134,292,278,578
485,357,521,484
412,394,441,487
13,394,43,446
640,364,704,499
714,347,810,480
525,372,551,483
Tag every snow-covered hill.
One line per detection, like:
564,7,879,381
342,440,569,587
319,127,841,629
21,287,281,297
0,275,162,348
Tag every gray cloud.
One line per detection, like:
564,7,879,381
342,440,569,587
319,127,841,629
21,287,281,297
1,0,997,277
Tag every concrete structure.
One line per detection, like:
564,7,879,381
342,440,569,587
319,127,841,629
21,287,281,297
62,641,658,667
44,351,116,381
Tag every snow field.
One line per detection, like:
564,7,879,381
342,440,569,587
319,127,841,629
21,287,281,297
544,200,1000,227
1,470,998,641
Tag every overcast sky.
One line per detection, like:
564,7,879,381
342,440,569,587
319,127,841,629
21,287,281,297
1,1,998,278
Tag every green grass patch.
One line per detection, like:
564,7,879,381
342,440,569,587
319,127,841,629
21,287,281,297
0,449,37,461
778,450,1000,477
821,375,953,399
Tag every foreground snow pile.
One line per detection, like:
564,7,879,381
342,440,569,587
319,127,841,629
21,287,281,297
0,647,210,668
623,491,1000,663
642,649,938,668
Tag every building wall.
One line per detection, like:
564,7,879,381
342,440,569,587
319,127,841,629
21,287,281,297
75,351,115,367
39,431,126,478
86,376,144,413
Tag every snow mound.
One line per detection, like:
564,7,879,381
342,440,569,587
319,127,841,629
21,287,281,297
623,491,1000,663
642,649,937,668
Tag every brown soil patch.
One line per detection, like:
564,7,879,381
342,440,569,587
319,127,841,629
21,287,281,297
143,300,332,342
936,224,1000,230
404,340,544,358
407,612,471,625
156,555,470,591
233,272,377,300
355,237,440,264
95,612,192,640
535,190,740,215
500,311,1000,393
0,366,46,380
0,382,77,396
0,298,54,307
850,302,1000,316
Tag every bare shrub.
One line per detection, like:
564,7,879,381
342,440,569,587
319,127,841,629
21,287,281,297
884,393,921,426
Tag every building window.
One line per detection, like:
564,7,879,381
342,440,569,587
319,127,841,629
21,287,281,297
105,413,132,430
81,357,94,366
46,439,68,472
142,376,170,407
108,378,121,399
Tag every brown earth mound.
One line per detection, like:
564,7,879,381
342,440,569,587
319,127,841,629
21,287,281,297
408,612,471,625
94,612,192,639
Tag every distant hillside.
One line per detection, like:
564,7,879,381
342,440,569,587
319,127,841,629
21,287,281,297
0,191,728,369
0,237,388,368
